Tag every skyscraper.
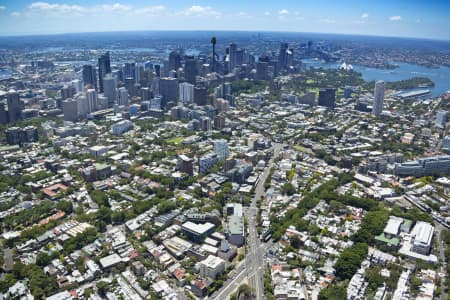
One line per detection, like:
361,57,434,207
228,43,238,72
82,65,97,90
194,86,207,106
7,90,21,123
141,87,151,102
103,74,117,108
76,95,88,119
98,51,111,93
278,43,289,69
214,139,230,160
179,82,194,104
124,62,136,82
62,98,78,122
256,61,269,80
168,51,182,72
86,89,98,113
118,87,129,106
318,87,336,109
60,85,75,100
159,77,179,108
184,56,197,85
372,80,385,117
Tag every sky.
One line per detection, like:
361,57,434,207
0,0,449,40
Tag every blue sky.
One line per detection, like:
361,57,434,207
0,0,449,39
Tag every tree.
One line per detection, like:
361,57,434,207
365,267,384,290
318,285,347,300
334,243,368,280
90,190,109,207
291,236,302,249
57,200,73,214
96,281,109,297
281,182,296,195
36,252,51,267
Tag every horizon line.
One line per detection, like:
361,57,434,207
0,29,449,43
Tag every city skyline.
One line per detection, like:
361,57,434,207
0,0,449,40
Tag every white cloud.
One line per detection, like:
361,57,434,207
279,9,289,15
389,15,402,21
29,2,85,13
0,6,6,10
28,2,132,16
296,16,305,21
132,5,165,16
361,13,369,19
182,5,221,17
264,11,271,16
416,18,421,23
11,12,21,17
95,3,131,12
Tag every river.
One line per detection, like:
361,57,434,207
301,59,450,97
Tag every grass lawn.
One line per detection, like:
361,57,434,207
293,144,314,155
168,137,184,144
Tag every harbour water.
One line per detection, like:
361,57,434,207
302,59,450,97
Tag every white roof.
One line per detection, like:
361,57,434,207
201,244,218,254
411,221,434,246
182,221,215,235
99,253,122,268
200,255,225,269
384,216,404,236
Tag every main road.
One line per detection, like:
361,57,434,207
245,143,284,300
213,143,283,300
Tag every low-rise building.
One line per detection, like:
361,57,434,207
199,255,225,279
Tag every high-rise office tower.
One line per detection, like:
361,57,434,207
152,77,160,96
141,87,151,102
136,64,145,83
151,96,162,110
372,80,385,117
124,62,136,82
5,127,22,145
168,51,182,72
71,79,83,93
194,86,207,106
286,48,294,67
124,77,136,97
118,87,129,106
60,85,75,100
159,77,179,108
98,51,111,93
82,65,97,90
229,43,238,72
86,89,98,113
236,49,244,66
62,98,78,122
184,56,197,85
103,74,117,108
0,104,8,124
256,61,269,80
7,90,21,123
224,82,232,96
278,43,289,69
179,82,194,104
214,85,223,99
76,95,88,118
318,87,336,109
154,65,161,77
